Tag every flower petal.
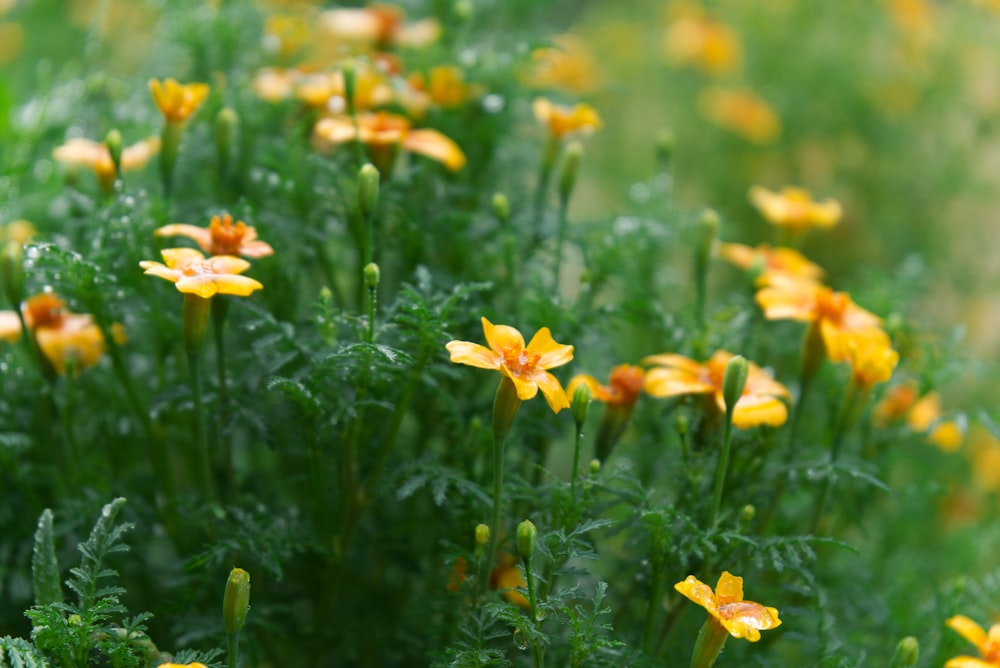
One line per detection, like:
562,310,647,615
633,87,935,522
140,261,182,283
155,224,213,253
715,571,744,605
240,240,276,258
482,317,524,356
729,395,789,429
532,370,569,413
674,575,717,614
641,353,705,374
160,247,206,268
205,255,252,276
946,615,988,651
503,370,538,401
526,327,573,369
643,367,714,398
944,658,996,668
717,601,781,641
445,340,499,369
403,129,466,171
0,311,22,342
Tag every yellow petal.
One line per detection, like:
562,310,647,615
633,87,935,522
718,601,782,641
642,353,705,375
205,255,252,276
445,340,499,369
907,392,941,432
492,564,529,608
140,261,181,283
0,311,21,342
155,224,213,253
403,129,466,171
313,117,359,148
643,367,714,398
533,370,569,413
715,571,744,604
526,327,573,369
160,247,206,268
504,370,539,402
929,420,963,452
674,575,717,613
944,658,996,668
482,317,524,356
946,615,988,651
729,395,789,429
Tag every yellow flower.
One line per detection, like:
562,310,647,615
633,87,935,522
316,4,439,51
532,97,602,139
524,34,602,94
0,292,126,375
699,88,780,144
755,274,887,364
156,664,209,668
873,384,964,452
845,334,898,389
749,186,842,232
674,571,781,642
149,78,210,123
662,7,742,76
155,214,274,259
643,350,790,428
53,137,160,191
489,552,529,608
445,317,574,413
568,364,645,409
140,248,263,298
312,111,466,171
408,65,480,108
2,220,37,245
716,242,824,285
945,615,1000,667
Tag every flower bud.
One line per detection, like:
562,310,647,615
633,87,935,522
675,414,689,437
741,504,755,522
695,208,719,261
558,140,583,202
223,567,251,635
475,523,490,547
492,192,510,222
342,62,357,113
215,107,239,167
1,241,24,309
516,519,536,560
364,262,380,289
358,163,380,217
105,129,123,177
454,0,473,22
655,128,674,166
589,458,601,474
571,383,591,427
890,636,919,668
722,355,749,416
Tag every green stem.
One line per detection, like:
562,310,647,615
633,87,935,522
212,297,233,500
227,630,240,668
533,136,560,226
642,563,665,654
523,555,544,668
570,419,584,499
810,383,864,534
709,414,735,527
553,193,570,294
183,294,213,499
367,284,376,345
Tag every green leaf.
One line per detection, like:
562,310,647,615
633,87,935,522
0,636,48,668
31,509,62,607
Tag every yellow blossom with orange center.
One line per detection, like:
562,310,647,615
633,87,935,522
749,186,843,232
643,350,790,428
873,383,964,452
525,34,602,94
532,97,602,139
140,248,263,298
716,242,824,285
946,615,1000,667
155,214,274,259
53,137,161,190
755,274,888,364
445,317,574,413
845,334,899,389
408,65,480,108
662,8,742,76
568,364,645,409
674,571,782,642
0,292,126,375
149,78,210,123
312,111,466,171
699,88,780,144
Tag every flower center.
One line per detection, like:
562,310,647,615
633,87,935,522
23,293,66,329
815,287,849,323
209,214,248,255
503,347,540,377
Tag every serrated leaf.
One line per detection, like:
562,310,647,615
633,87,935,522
31,510,62,607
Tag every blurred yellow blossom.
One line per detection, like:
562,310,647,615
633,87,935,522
662,5,742,76
156,664,208,668
532,97,602,139
945,615,1000,667
446,317,574,413
149,78,210,123
263,13,312,60
699,88,780,144
408,66,480,108
749,186,843,232
716,242,824,285
525,34,602,94
489,552,529,608
844,335,899,389
873,383,964,451
2,220,37,245
568,364,645,409
674,571,781,641
643,350,790,428
156,214,274,259
140,248,263,298
316,4,439,53
0,21,23,65
53,137,160,192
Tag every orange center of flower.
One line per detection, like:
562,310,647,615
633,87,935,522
983,637,1000,662
607,365,645,405
502,347,541,378
782,192,811,224
209,214,248,256
23,293,66,329
814,287,850,324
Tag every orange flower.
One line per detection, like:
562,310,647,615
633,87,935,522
312,111,466,171
674,571,781,642
140,248,263,298
524,34,602,94
567,364,645,409
316,4,439,51
149,78,210,123
0,292,126,375
643,350,790,428
445,317,574,413
872,382,919,426
749,186,842,232
716,242,824,285
252,64,395,112
873,384,964,452
662,8,742,76
699,88,780,144
945,615,1000,667
844,334,898,389
155,214,274,259
408,65,480,108
755,274,887,364
53,137,160,190
489,552,529,608
532,97,602,139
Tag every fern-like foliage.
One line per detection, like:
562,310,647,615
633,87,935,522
0,637,48,668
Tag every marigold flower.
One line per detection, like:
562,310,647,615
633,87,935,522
749,186,842,231
1,219,37,245
532,97,602,139
253,64,395,112
568,364,645,409
755,274,887,364
945,615,1000,667
643,350,790,428
53,137,160,191
525,34,602,94
699,88,780,144
845,334,898,389
872,382,919,426
149,78,210,123
662,8,742,76
675,571,782,642
717,242,824,285
317,4,439,51
490,552,529,608
446,317,573,413
408,65,480,108
873,384,964,452
155,214,274,259
0,292,125,375
312,111,466,171
140,248,263,298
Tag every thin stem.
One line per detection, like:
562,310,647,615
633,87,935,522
553,192,570,295
478,429,507,602
810,383,864,534
523,556,544,668
709,415,735,527
367,284,376,345
532,137,560,226
187,347,213,499
642,563,665,654
212,297,233,500
226,631,240,668
570,419,584,499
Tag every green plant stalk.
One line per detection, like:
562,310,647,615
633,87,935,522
183,294,214,499
570,419,585,499
159,120,184,198
642,562,665,654
227,630,240,668
553,192,570,294
810,383,864,534
212,297,233,500
688,616,729,668
523,555,544,668
709,413,735,527
367,284,376,345
533,136,560,226
500,214,519,319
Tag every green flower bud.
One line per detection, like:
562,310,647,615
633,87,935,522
516,519,537,560
342,62,357,113
695,208,720,260
571,383,591,427
475,523,490,547
105,129,123,177
364,262,380,289
890,636,919,668
223,567,251,635
492,193,510,222
359,163,380,217
675,414,690,437
741,504,755,522
1,241,24,309
722,355,749,415
558,141,583,202
656,128,675,166
215,107,240,166
589,458,601,474
454,0,473,22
